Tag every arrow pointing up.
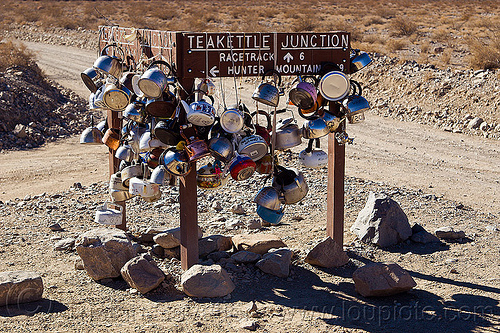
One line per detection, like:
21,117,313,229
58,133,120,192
283,52,293,63
209,66,219,77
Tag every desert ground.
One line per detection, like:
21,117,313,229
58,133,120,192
0,1,500,332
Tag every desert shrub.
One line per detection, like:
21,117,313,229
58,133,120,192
390,17,418,36
432,28,450,43
0,41,36,71
293,15,316,32
441,48,453,66
468,38,500,69
420,41,430,53
363,15,385,26
386,39,407,51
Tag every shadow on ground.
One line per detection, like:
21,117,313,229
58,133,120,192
0,299,68,317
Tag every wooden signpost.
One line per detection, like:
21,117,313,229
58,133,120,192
99,26,350,269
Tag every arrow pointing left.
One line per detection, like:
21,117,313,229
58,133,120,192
209,66,219,77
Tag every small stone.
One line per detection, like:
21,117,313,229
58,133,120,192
246,301,258,313
467,117,483,129
49,223,64,232
352,262,416,297
230,204,246,215
240,319,258,331
247,219,261,230
54,238,75,251
181,264,235,298
479,122,489,132
163,247,180,260
291,216,304,221
153,226,203,249
435,227,466,240
13,124,27,138
0,271,44,306
225,218,243,230
232,234,287,255
486,225,499,232
212,201,223,212
411,230,441,244
199,235,233,257
256,248,292,278
305,237,349,268
74,258,84,270
231,251,262,264
450,268,458,274
151,244,164,257
207,251,231,262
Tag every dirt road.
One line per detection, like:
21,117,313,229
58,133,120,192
1,41,499,214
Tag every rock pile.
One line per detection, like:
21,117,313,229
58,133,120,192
356,56,500,140
0,64,94,151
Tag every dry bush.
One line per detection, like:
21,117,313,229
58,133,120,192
0,41,36,71
363,15,385,26
374,7,396,19
468,38,500,69
390,16,418,36
293,15,316,32
420,40,430,53
432,28,450,43
386,39,407,52
362,34,386,45
440,48,453,66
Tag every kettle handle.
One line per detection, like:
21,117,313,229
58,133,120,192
147,60,172,76
305,139,314,153
262,69,282,86
350,80,362,96
251,110,272,130
100,44,125,60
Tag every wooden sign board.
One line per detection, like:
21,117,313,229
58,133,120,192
98,27,350,78
177,32,350,78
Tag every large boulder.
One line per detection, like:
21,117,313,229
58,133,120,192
75,228,136,281
350,192,412,247
121,254,165,294
352,262,416,297
153,226,203,249
232,234,286,255
255,248,292,278
0,271,43,306
305,237,349,268
181,264,235,298
199,235,232,257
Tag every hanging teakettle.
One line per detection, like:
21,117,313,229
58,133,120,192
186,91,216,127
298,139,328,169
138,60,173,98
252,69,282,107
93,44,124,78
289,75,318,110
318,71,350,101
272,166,308,204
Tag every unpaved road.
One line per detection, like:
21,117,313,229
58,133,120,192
1,41,499,215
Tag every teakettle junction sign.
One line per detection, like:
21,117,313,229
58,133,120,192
97,26,357,270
